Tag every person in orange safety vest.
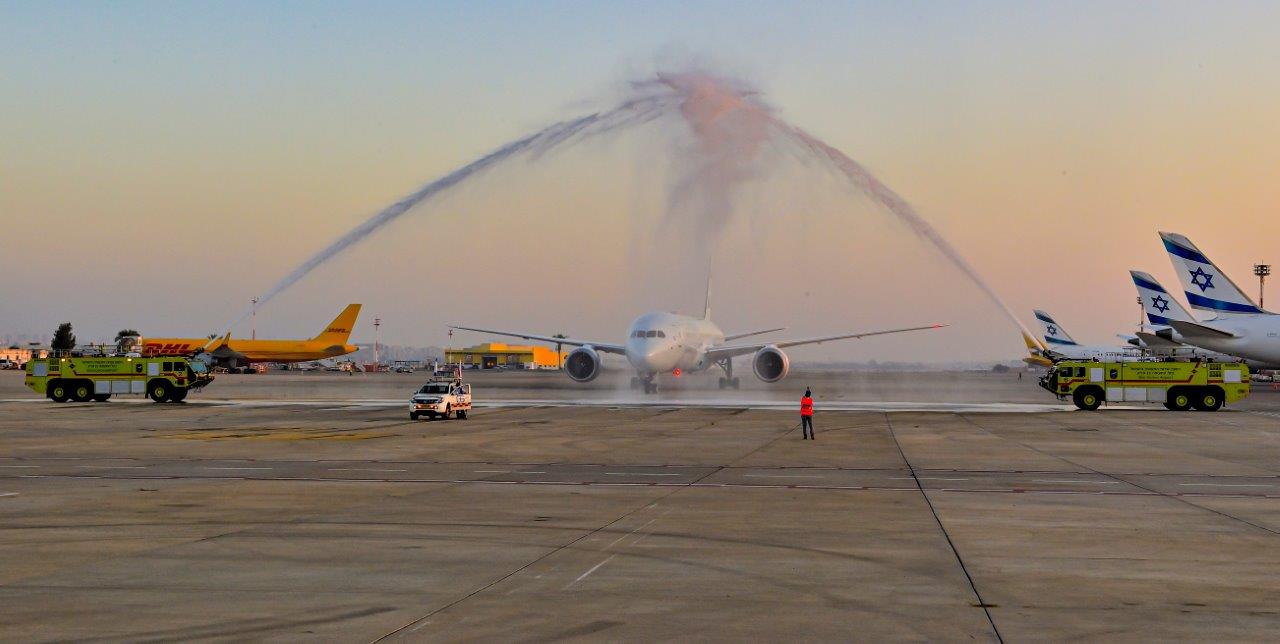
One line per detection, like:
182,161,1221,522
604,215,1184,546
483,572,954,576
800,388,815,440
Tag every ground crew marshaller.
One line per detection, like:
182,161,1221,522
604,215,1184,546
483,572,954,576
800,388,815,440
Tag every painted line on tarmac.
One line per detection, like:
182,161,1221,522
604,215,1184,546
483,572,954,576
11,472,1280,500
1033,479,1120,485
0,465,39,468
1178,482,1273,488
201,466,273,471
743,474,824,479
0,492,17,498
566,554,617,588
328,468,408,473
0,397,1074,413
75,465,146,469
605,472,681,477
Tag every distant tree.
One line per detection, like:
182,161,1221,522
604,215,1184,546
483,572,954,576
114,329,141,353
991,363,1011,373
51,323,76,353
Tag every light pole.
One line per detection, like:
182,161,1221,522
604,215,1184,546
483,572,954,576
251,298,258,340
1254,264,1271,308
373,317,381,372
1137,296,1144,329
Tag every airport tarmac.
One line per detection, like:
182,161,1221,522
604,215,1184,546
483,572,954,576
5,369,1280,641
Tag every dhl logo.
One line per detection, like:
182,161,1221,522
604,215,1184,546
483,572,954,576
142,342,196,355
325,327,349,334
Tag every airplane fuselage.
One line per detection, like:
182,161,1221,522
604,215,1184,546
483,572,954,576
142,338,358,363
1175,316,1280,366
624,312,725,375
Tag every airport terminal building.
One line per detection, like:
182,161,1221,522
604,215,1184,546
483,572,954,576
445,343,565,370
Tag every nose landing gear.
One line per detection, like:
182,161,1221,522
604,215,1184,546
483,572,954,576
630,374,659,395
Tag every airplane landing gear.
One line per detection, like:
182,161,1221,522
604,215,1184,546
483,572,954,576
632,374,658,395
717,358,740,390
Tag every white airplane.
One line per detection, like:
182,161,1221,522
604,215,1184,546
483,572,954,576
1129,270,1267,364
1156,232,1280,365
451,285,945,394
1032,309,1142,361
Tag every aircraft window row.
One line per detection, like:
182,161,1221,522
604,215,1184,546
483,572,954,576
631,330,666,338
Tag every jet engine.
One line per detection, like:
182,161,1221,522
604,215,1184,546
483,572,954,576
752,345,790,383
564,346,602,382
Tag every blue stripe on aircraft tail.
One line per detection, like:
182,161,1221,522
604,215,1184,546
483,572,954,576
1146,314,1171,325
1034,312,1055,323
1163,238,1210,264
1043,336,1078,346
1185,292,1264,314
1132,275,1167,293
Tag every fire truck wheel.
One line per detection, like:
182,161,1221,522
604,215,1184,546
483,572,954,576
1165,389,1193,411
169,388,188,403
92,394,111,402
49,381,70,403
1193,388,1223,412
457,410,467,420
148,380,172,403
1072,387,1103,411
71,381,93,402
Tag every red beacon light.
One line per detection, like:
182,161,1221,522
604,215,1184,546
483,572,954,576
672,368,682,377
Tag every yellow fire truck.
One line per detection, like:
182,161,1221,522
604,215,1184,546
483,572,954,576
1040,360,1249,411
25,355,214,403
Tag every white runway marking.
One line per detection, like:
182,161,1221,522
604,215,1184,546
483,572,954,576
516,471,547,474
202,466,273,471
0,492,18,498
474,470,510,473
744,474,824,479
76,465,146,469
0,465,39,468
605,472,681,477
891,476,969,481
328,468,407,473
0,397,1075,413
567,554,616,588
1033,479,1120,485
1178,482,1273,488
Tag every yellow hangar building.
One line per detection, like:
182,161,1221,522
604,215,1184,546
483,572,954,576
445,343,566,370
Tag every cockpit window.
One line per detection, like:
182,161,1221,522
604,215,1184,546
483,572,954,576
656,331,666,338
645,330,657,338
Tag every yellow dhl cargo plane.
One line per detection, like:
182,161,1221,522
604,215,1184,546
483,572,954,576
141,304,361,368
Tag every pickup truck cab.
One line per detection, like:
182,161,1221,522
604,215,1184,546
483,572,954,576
409,378,472,420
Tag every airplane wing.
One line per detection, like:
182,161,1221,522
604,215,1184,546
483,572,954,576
723,327,786,342
1168,320,1238,339
705,324,947,361
449,325,627,354
1134,331,1183,348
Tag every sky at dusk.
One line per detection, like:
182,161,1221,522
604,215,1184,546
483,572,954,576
4,1,1280,362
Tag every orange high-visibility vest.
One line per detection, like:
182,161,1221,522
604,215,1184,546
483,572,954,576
800,396,814,417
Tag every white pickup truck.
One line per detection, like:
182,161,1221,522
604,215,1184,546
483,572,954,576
409,379,472,420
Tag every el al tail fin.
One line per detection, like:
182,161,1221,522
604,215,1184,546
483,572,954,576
1130,270,1195,325
314,304,362,343
1159,232,1265,316
1033,309,1078,347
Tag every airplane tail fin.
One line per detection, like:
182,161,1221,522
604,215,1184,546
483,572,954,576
1130,270,1195,325
1033,310,1078,346
313,304,362,344
1159,232,1264,316
703,272,712,320
1021,330,1053,367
